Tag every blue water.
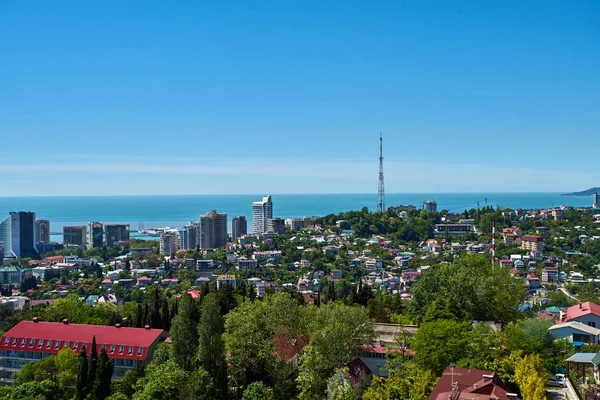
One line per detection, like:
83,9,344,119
0,193,593,234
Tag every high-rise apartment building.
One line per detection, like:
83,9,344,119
179,222,199,251
0,212,38,259
89,222,104,249
231,216,247,241
160,232,178,256
423,200,438,213
35,219,50,244
267,218,285,235
63,226,87,249
594,193,600,209
105,224,130,247
252,195,273,234
199,211,228,249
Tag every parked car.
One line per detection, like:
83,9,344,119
546,375,566,388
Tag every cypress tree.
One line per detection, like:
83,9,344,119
248,283,256,302
135,303,143,328
315,286,321,307
93,347,113,400
88,336,98,393
150,287,161,328
161,298,170,331
77,347,88,400
197,293,227,398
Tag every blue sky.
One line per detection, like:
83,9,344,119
1,0,599,195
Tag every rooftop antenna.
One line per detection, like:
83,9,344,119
377,133,386,212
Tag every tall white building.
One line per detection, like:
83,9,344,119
160,231,178,256
179,222,199,251
252,195,273,234
423,200,438,213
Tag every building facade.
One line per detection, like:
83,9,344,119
63,226,87,249
285,218,304,231
199,211,228,249
0,212,38,259
159,232,178,256
252,195,273,234
105,224,130,247
231,216,247,241
0,266,22,286
594,193,600,209
422,200,437,213
267,218,285,235
35,219,50,244
178,222,199,251
0,320,166,386
89,222,104,249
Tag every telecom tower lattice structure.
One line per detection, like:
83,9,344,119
377,133,386,212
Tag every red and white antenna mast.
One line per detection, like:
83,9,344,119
492,221,496,264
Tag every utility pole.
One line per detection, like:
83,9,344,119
378,133,386,212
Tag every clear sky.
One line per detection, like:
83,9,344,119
1,0,599,195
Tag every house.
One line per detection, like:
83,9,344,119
526,276,541,290
542,266,559,283
549,321,600,345
101,279,113,289
196,260,215,271
137,276,153,288
521,235,544,253
237,257,258,270
216,275,237,290
565,353,600,383
0,320,167,385
98,294,118,305
330,270,342,280
558,302,600,328
346,357,373,389
428,367,518,400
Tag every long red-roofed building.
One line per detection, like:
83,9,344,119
0,320,166,386
429,367,518,400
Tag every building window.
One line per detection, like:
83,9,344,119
55,341,61,349
119,345,124,354
3,337,9,345
46,340,52,349
128,346,133,355
64,341,69,348
109,345,115,353
29,339,35,346
137,347,144,356
590,322,597,328
37,339,44,348
12,338,17,346
20,338,26,346
72,342,78,350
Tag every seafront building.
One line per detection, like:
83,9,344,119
35,219,50,244
232,216,247,241
63,226,87,249
89,222,104,249
179,222,199,251
423,200,438,213
594,193,600,209
252,195,273,234
267,218,285,235
0,212,38,259
0,320,167,386
105,224,130,247
200,211,228,249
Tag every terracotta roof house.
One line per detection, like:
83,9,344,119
429,367,517,400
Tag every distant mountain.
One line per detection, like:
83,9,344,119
562,187,600,196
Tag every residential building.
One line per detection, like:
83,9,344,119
285,218,304,231
542,266,559,283
200,211,228,249
428,367,517,400
422,200,437,213
252,195,273,234
0,266,22,286
105,224,130,247
0,320,167,385
521,235,544,252
0,212,38,259
252,250,283,262
35,219,50,244
89,222,104,249
216,275,237,290
196,260,215,271
558,302,600,327
0,297,29,311
549,321,600,345
231,216,247,241
178,222,199,251
159,232,178,256
237,257,258,270
434,224,472,235
267,218,285,235
594,193,600,209
63,226,87,249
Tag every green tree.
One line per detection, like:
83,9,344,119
77,347,89,400
362,362,438,400
92,347,114,400
132,359,188,400
9,379,58,400
170,293,200,371
411,319,472,375
242,381,274,400
326,368,354,400
197,293,227,398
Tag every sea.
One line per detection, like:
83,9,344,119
0,193,592,241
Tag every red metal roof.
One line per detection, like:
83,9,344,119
0,321,166,361
559,302,600,324
429,367,516,400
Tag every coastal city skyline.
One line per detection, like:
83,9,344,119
2,1,599,195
